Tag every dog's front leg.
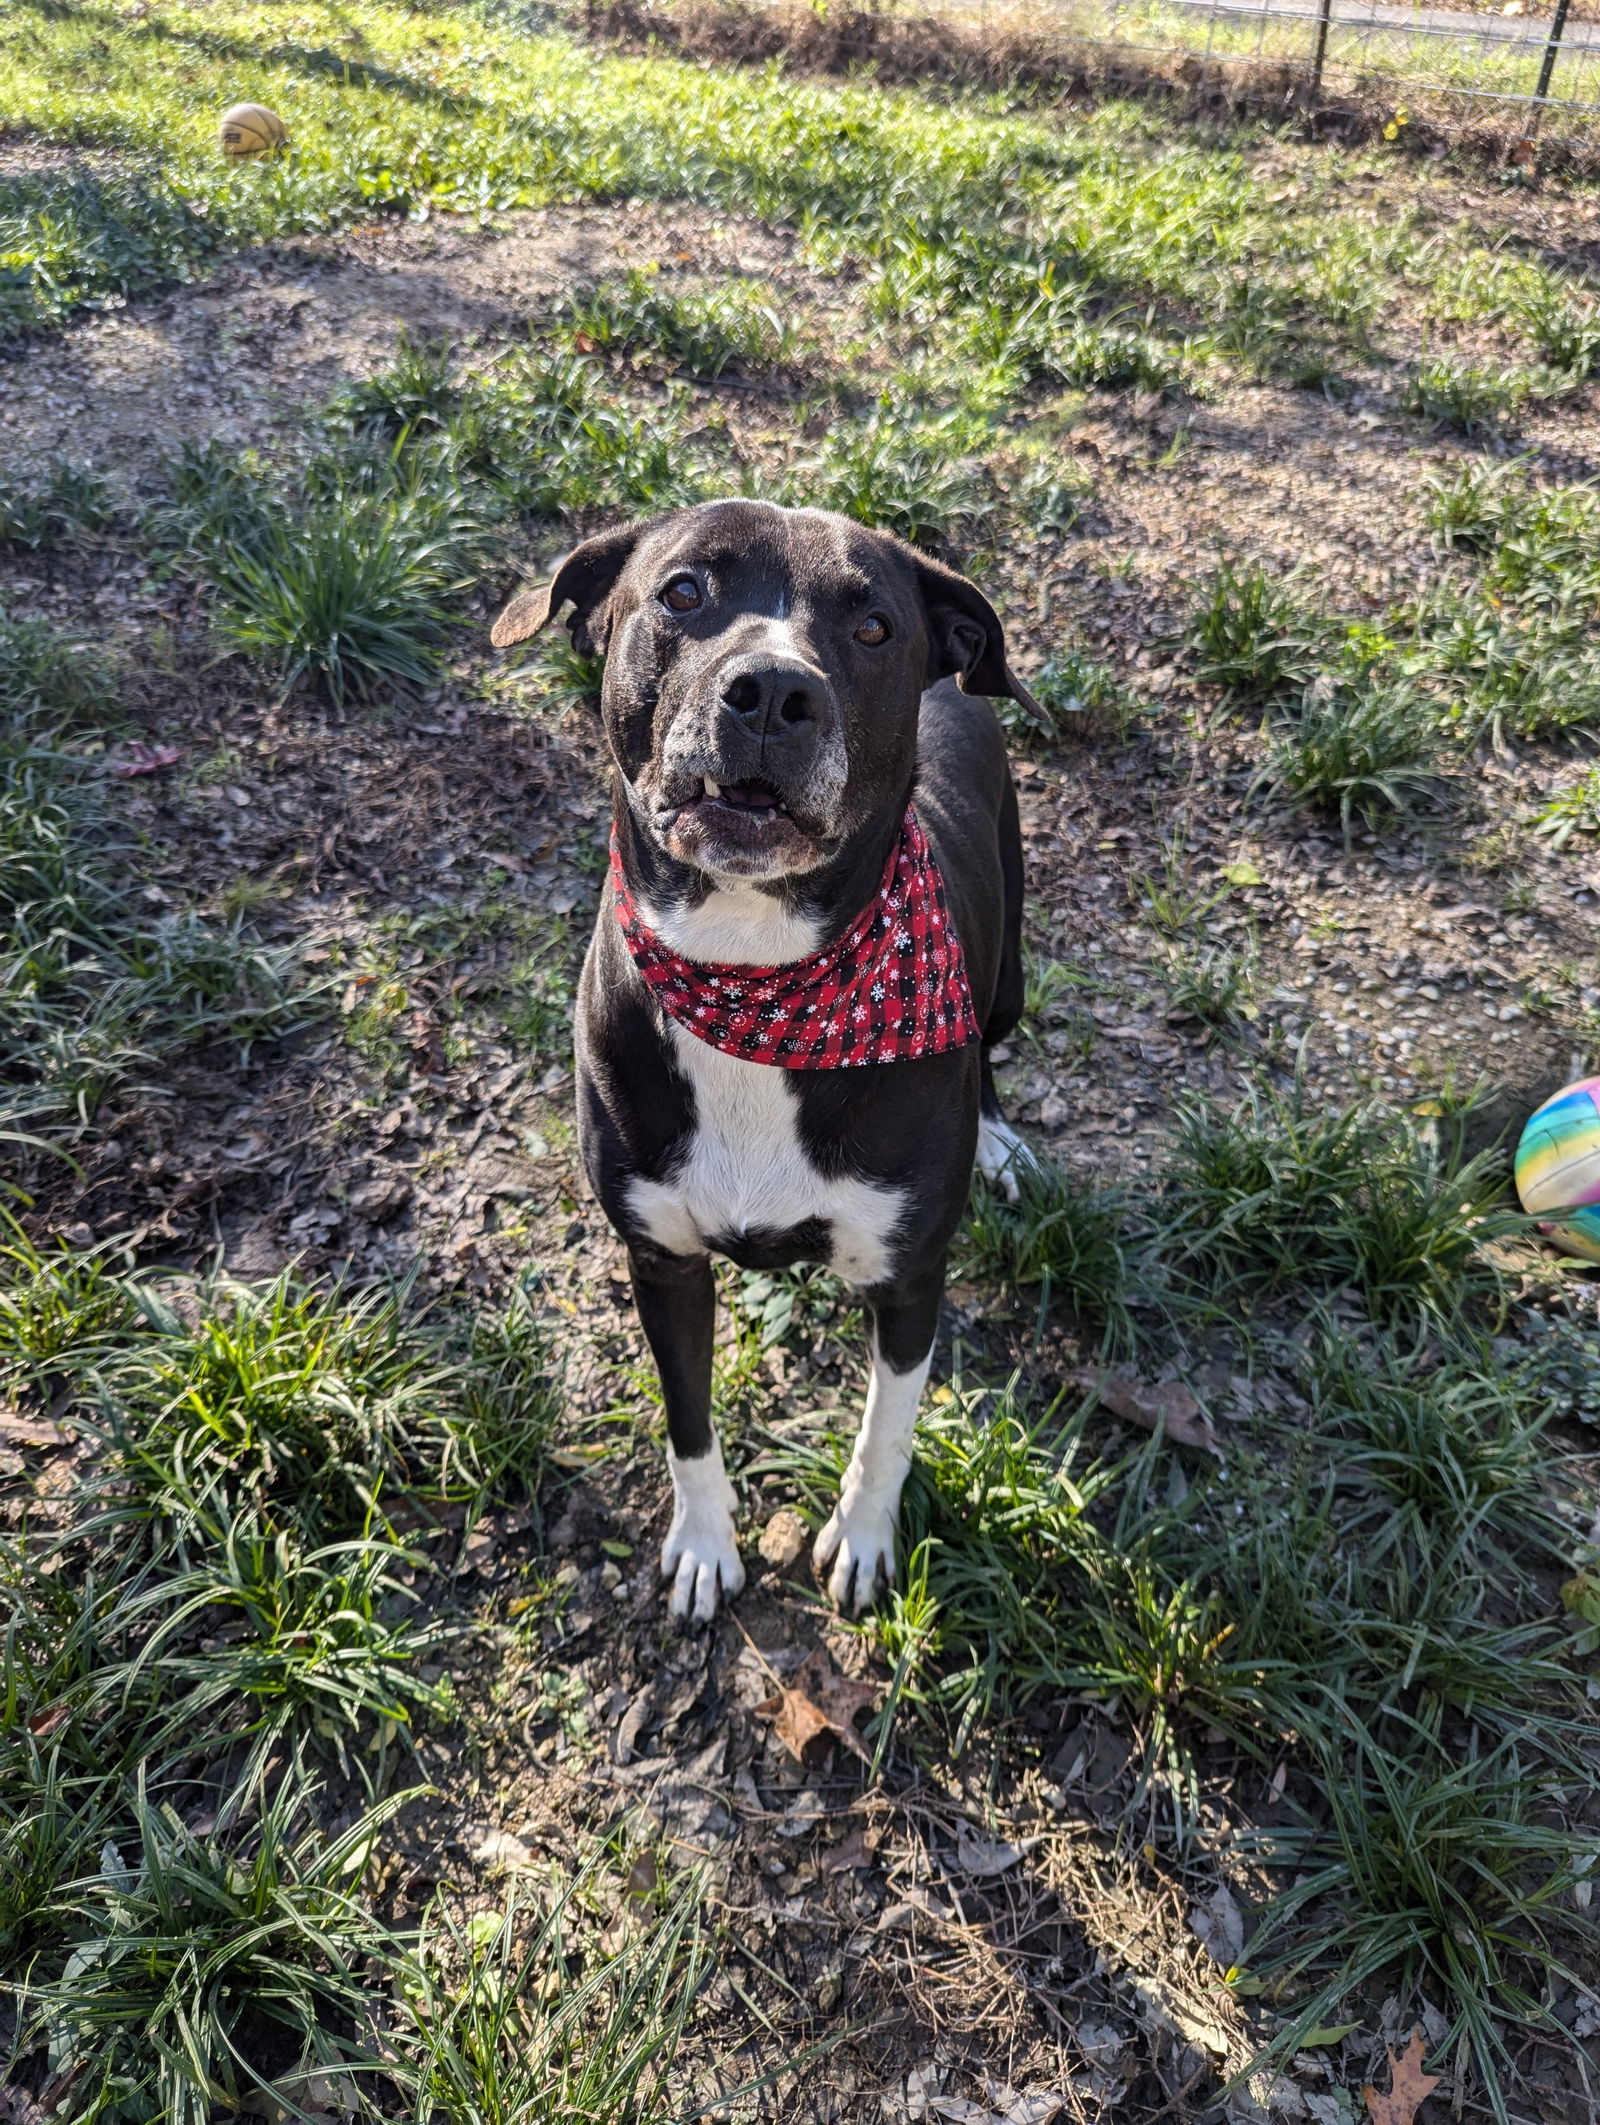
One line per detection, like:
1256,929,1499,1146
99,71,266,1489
814,1268,941,1615
628,1243,746,1622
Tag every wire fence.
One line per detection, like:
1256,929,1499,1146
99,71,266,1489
1103,0,1600,111
949,0,1600,128
587,0,1600,147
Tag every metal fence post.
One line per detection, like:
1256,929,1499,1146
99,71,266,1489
1536,0,1573,104
1309,0,1334,101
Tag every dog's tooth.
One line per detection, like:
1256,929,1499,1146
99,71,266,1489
703,778,721,798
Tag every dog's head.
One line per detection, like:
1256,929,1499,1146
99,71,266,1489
491,499,1037,884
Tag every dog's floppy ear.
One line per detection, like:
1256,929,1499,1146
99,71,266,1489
490,520,647,654
912,551,1042,719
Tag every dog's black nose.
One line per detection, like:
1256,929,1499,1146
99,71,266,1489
718,655,830,738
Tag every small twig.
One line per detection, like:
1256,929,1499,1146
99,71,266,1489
1139,2066,1211,2125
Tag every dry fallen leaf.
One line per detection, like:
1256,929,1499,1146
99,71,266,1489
0,1410,69,1450
110,741,183,778
623,1849,658,1904
1187,1880,1246,1966
753,1646,879,1765
1070,1370,1224,1459
954,1824,1039,1877
1363,2028,1441,2125
821,1824,877,1873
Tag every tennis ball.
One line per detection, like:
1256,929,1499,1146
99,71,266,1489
218,103,289,158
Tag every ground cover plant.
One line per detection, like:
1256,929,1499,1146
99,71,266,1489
2,3,1600,2120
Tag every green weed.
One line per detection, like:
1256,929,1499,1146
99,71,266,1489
1187,562,1327,704
331,332,461,434
1534,765,1600,850
397,1867,711,2123
0,619,107,724
562,267,793,377
804,403,989,549
1257,679,1445,838
1513,282,1600,380
206,487,470,703
1424,459,1528,553
963,1155,1137,1351
1401,355,1535,436
1162,935,1259,1034
0,728,303,1151
28,1773,407,2125
1161,1084,1511,1320
102,1274,562,1548
999,646,1137,745
0,460,117,552
1250,1736,1595,2107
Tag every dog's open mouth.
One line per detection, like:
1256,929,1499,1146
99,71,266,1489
663,771,822,876
688,776,793,823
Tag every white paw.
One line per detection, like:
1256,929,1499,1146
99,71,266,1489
661,1450,745,1622
975,1113,1033,1203
813,1494,898,1614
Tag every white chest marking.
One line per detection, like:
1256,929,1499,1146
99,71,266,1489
646,885,820,967
627,1022,904,1287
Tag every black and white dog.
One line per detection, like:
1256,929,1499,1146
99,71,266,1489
492,501,1037,1620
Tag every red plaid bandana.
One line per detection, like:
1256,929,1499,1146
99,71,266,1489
611,807,981,1069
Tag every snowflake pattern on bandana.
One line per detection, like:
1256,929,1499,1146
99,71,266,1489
611,807,981,1069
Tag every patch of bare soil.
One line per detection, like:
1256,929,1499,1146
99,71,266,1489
0,200,796,476
7,188,1600,2122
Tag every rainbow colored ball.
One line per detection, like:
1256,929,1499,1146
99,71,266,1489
1515,1076,1600,1263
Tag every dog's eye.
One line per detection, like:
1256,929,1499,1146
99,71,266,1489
661,576,702,614
855,614,890,646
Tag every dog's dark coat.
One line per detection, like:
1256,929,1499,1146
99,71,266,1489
493,499,1034,1615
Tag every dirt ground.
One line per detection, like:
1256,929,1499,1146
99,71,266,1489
6,168,1600,2120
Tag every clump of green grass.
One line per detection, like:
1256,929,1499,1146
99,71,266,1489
963,1154,1137,1351
1187,561,1327,704
1424,459,1527,553
0,725,303,1150
101,1273,562,1549
1249,1736,1595,2096
1162,935,1259,1035
0,460,117,552
1047,318,1182,392
1256,679,1445,838
1513,282,1600,381
0,167,222,339
0,1223,138,1394
1427,600,1600,745
1312,1333,1563,1571
1401,355,1536,436
1161,1084,1511,1320
29,1772,406,2125
397,1867,711,2123
804,403,988,549
561,267,793,377
0,618,107,723
331,332,461,434
1534,765,1600,850
998,645,1138,746
207,501,464,703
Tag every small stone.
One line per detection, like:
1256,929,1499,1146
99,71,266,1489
757,1508,808,1571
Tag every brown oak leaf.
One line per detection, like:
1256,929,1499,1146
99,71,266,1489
754,1647,880,1765
1363,2028,1441,2125
1069,1370,1224,1459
